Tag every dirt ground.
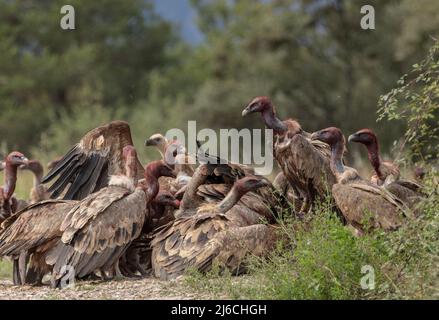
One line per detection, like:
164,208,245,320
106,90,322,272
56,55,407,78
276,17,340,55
0,277,218,300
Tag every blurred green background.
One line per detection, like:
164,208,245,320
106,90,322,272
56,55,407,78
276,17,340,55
0,0,438,171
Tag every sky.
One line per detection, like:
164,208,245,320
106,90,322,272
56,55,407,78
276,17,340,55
153,0,204,44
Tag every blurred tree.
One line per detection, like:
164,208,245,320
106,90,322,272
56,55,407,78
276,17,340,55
0,0,176,153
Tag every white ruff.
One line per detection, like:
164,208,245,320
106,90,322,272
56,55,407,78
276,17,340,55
109,175,135,192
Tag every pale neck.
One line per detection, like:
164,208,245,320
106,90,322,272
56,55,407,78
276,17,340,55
216,186,242,213
180,167,208,210
261,108,287,134
330,141,345,176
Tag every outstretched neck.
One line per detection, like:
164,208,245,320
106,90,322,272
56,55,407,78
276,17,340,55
32,169,43,187
261,108,287,134
216,186,242,213
330,141,345,176
365,142,382,179
3,163,18,200
180,166,209,211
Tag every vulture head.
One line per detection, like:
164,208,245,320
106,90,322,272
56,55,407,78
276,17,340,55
311,127,345,148
145,160,176,179
153,191,180,209
348,129,378,147
242,96,273,117
19,159,44,176
234,175,271,196
5,152,29,167
145,133,168,149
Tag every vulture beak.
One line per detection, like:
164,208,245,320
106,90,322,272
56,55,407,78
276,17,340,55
21,157,29,165
347,134,357,143
242,106,252,117
310,132,320,141
145,139,155,147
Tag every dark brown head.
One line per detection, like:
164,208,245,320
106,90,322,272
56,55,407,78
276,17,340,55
234,175,271,196
5,152,29,167
153,191,180,209
145,160,176,179
242,96,274,117
311,127,345,147
19,159,44,175
348,129,378,146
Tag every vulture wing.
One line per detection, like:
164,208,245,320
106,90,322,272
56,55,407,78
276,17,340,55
41,121,144,200
0,200,75,257
46,186,146,280
275,133,336,210
332,183,410,232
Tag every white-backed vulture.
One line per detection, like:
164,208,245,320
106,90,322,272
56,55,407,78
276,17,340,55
0,152,29,224
45,146,173,288
41,121,144,200
348,129,424,212
242,96,336,213
311,127,412,235
151,175,278,280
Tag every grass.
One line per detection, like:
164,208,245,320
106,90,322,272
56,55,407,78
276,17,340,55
185,173,439,300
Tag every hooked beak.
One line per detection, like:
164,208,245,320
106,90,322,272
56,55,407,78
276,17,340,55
310,132,320,141
145,139,155,147
242,106,252,117
347,134,358,143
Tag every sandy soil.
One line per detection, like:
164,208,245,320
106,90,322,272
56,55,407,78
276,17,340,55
0,277,217,300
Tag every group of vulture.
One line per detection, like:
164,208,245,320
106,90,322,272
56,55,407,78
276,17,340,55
0,96,426,288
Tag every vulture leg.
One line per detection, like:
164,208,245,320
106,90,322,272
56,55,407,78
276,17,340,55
19,251,27,285
12,259,21,285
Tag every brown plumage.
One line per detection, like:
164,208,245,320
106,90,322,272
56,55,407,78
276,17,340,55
0,199,77,285
44,146,149,288
151,175,278,280
348,129,424,212
41,121,144,200
0,152,29,224
311,127,411,235
118,160,177,277
120,191,180,277
242,97,337,213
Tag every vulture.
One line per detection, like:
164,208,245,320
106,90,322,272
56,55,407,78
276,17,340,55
120,190,180,277
0,152,29,224
44,146,159,288
41,121,144,200
0,199,77,285
19,160,50,204
151,175,278,280
242,96,336,213
311,127,411,235
348,129,424,211
118,160,177,277
145,133,195,195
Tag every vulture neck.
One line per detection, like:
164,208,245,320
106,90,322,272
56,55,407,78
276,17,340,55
180,167,208,211
3,162,18,200
364,141,383,179
216,185,244,213
31,166,44,188
144,168,161,200
330,140,345,177
261,108,287,134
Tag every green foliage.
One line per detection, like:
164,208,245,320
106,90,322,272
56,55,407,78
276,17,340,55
185,182,439,299
379,40,439,162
